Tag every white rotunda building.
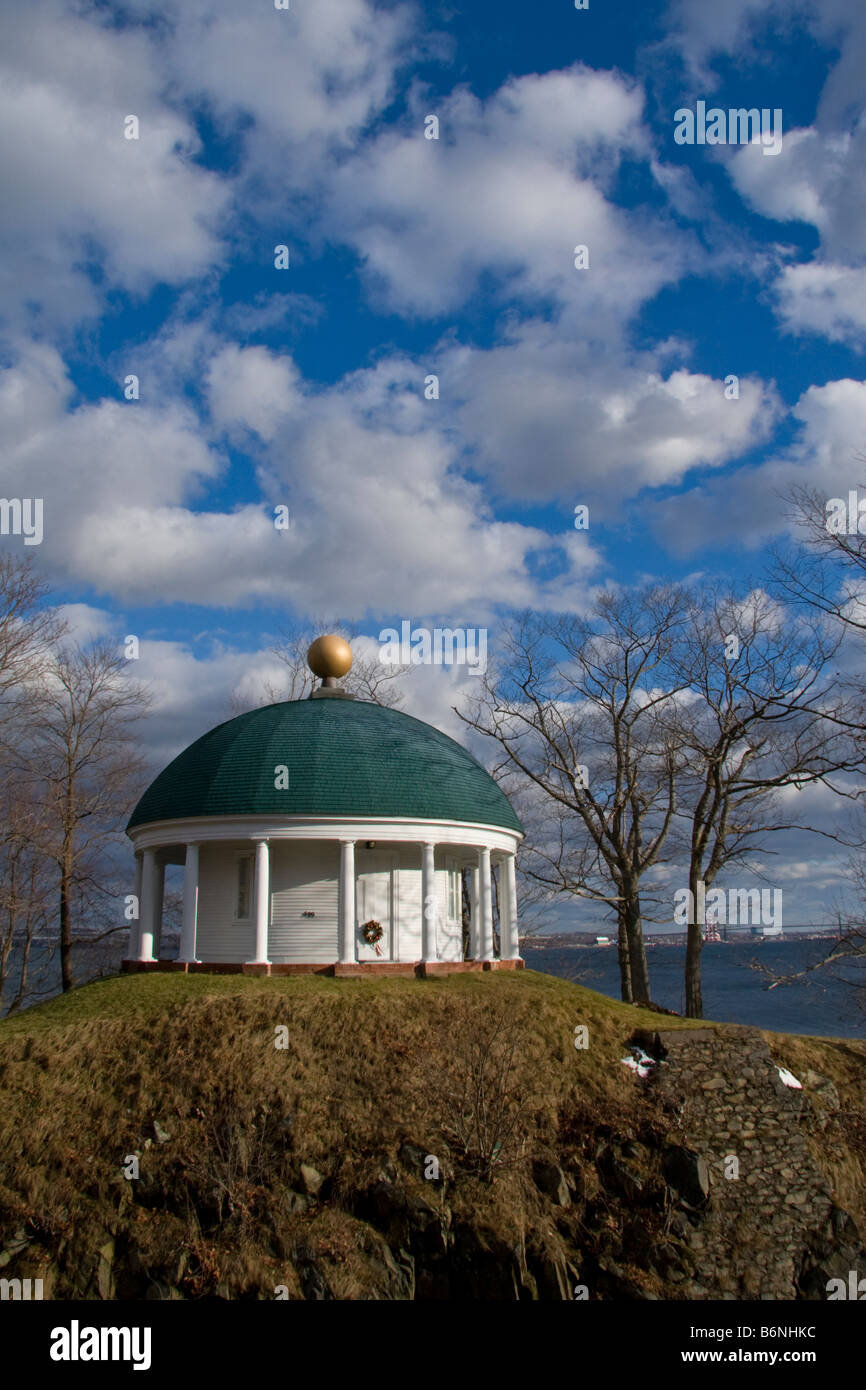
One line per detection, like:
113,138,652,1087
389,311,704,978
124,637,524,977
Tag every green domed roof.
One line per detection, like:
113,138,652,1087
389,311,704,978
127,697,523,834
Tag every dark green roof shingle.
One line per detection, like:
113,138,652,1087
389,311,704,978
127,698,523,834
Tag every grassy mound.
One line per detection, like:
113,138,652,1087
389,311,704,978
0,971,863,1300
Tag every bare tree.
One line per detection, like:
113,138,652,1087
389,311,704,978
457,589,692,1004
753,876,866,1011
666,586,864,1017
17,641,151,992
772,481,866,642
0,557,65,725
0,558,65,758
759,481,866,1008
231,619,409,713
457,859,550,960
510,869,556,947
0,766,54,1014
0,558,66,1011
428,1004,529,1181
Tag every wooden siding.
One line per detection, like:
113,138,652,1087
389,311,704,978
195,843,255,962
195,840,466,963
269,841,340,963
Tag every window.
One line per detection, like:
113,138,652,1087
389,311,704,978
237,855,254,919
446,858,459,921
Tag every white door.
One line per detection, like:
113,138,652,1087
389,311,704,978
357,852,396,960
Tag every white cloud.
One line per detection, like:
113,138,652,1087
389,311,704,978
0,0,417,335
0,344,272,605
261,357,601,618
129,637,275,769
446,325,778,504
123,0,417,192
774,263,866,345
0,343,222,511
0,339,603,614
325,65,691,322
0,1,228,333
725,120,866,343
47,604,117,649
666,2,866,347
666,0,866,131
648,377,866,554
207,345,303,441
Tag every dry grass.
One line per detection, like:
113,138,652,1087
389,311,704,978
763,1029,866,1239
1,970,863,1299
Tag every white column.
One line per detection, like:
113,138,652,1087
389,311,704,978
249,838,270,965
478,846,494,961
421,842,437,961
338,840,356,964
128,852,143,959
153,859,165,959
468,864,480,959
179,842,200,963
501,853,520,960
137,849,157,962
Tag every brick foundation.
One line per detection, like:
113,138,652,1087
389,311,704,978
122,957,525,979
269,963,334,976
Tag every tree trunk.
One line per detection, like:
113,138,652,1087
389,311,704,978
59,852,73,993
624,892,651,1004
617,911,633,1003
461,869,471,959
684,869,704,1017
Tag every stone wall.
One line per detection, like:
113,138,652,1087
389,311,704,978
635,1025,862,1299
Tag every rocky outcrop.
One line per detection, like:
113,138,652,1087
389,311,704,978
2,990,863,1302
631,1025,865,1299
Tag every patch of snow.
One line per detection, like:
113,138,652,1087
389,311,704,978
621,1046,659,1079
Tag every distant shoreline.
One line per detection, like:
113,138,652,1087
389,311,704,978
529,929,839,948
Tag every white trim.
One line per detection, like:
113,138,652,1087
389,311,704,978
249,838,271,964
128,814,522,857
391,853,400,961
501,853,520,961
179,842,200,964
338,839,356,964
138,849,158,962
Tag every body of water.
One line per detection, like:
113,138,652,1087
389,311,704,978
4,936,865,1038
524,938,866,1038
1,937,129,1016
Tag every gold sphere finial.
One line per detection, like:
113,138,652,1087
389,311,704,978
307,634,353,681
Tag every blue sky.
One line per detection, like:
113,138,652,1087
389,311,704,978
1,0,864,926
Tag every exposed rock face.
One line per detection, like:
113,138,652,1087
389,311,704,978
2,1011,863,1302
531,1160,571,1208
662,1146,710,1209
633,1025,864,1300
299,1164,324,1197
